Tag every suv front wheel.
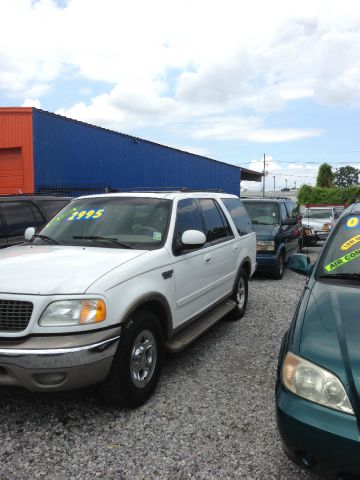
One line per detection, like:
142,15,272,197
228,268,248,320
101,309,163,408
271,253,285,280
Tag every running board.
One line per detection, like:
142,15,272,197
165,299,236,353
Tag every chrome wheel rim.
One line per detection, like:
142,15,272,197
236,277,246,309
130,330,157,388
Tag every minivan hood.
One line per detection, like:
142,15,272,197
252,223,280,240
300,280,360,412
0,245,146,295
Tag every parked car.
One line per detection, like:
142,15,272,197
0,192,256,407
242,198,303,279
302,205,342,243
276,204,360,478
0,195,71,248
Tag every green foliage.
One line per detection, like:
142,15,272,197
298,184,360,205
316,163,333,188
333,166,360,188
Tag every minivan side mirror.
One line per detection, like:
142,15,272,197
24,227,36,241
288,254,313,276
282,218,297,226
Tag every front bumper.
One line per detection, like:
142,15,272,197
256,251,279,272
0,327,120,391
276,384,360,478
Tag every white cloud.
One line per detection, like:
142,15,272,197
22,98,41,108
1,0,360,142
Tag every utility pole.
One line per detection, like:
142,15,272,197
262,153,266,198
273,175,275,191
285,178,288,189
294,181,297,189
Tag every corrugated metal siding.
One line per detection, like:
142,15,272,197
0,109,34,194
33,110,240,195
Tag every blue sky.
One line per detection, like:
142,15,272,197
1,0,360,191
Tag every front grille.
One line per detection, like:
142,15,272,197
0,300,33,332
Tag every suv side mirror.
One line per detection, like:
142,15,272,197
288,254,313,276
181,230,206,248
24,227,36,241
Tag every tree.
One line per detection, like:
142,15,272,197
333,166,360,188
316,163,333,188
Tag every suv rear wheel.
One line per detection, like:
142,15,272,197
228,268,248,320
101,309,163,408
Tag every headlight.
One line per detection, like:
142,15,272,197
282,352,354,415
39,299,106,327
257,240,275,251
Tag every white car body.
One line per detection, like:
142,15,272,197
0,191,256,400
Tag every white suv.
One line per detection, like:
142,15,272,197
0,192,256,407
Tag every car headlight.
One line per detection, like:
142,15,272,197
282,352,354,415
39,299,106,327
257,240,275,251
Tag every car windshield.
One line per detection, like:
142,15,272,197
33,197,171,249
243,202,279,225
305,208,332,219
318,215,360,277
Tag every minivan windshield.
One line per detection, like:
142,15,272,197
319,215,360,277
34,197,171,249
243,202,279,225
305,208,332,219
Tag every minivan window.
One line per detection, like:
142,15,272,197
199,199,232,242
222,198,253,236
243,202,280,225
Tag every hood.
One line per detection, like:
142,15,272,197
252,223,280,241
0,245,146,295
300,280,360,413
304,218,331,230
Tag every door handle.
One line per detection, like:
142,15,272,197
233,246,239,253
204,255,212,264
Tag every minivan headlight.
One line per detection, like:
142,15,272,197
39,299,106,327
257,240,275,251
282,352,354,415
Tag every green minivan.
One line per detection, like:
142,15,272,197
276,204,360,478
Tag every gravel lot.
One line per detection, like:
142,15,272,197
0,249,321,480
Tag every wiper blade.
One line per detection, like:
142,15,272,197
72,236,133,249
35,234,60,245
319,273,360,280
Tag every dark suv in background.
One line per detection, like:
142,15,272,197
242,197,302,279
0,195,71,248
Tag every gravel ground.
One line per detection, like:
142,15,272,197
0,249,322,480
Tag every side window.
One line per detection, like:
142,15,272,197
36,199,70,219
173,199,205,251
285,202,297,218
280,203,288,222
0,215,6,238
221,198,253,236
1,202,45,236
198,199,232,243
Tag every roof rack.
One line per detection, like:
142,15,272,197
240,195,293,201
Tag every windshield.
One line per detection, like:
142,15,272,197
243,202,279,225
305,208,332,219
318,215,360,277
34,197,171,249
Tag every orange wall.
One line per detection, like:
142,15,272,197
0,108,34,194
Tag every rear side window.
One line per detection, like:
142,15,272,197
36,199,70,219
198,199,233,242
1,201,45,236
222,198,253,236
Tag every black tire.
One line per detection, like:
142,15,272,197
101,309,163,408
271,253,285,280
228,268,248,320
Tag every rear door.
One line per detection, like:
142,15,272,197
284,201,301,256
